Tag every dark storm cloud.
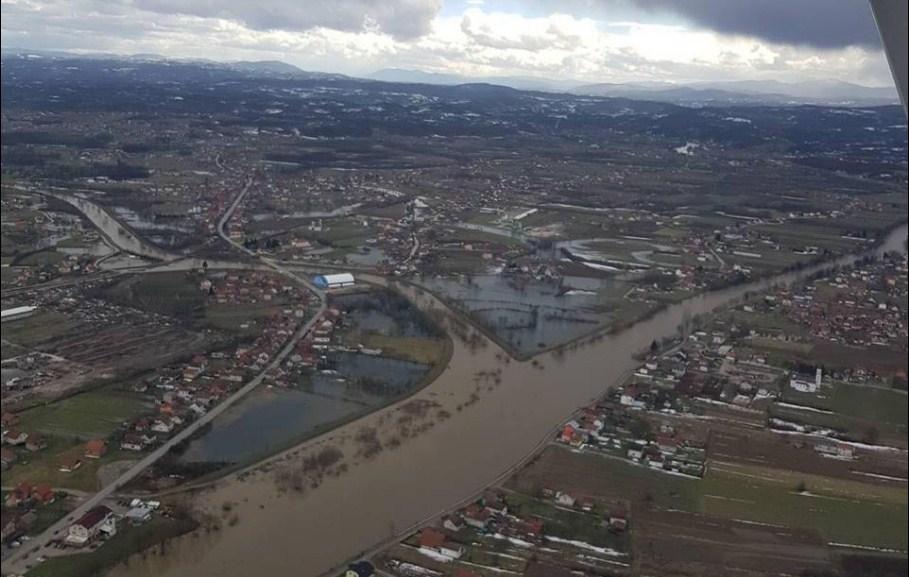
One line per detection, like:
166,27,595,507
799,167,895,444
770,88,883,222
631,0,881,49
133,0,443,39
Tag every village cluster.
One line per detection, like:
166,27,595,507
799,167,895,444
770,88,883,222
380,489,630,577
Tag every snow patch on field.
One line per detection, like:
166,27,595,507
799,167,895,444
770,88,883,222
851,471,908,482
491,533,534,548
544,536,627,557
394,562,442,576
828,542,908,554
775,402,833,414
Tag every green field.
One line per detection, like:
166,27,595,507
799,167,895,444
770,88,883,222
4,438,142,493
702,465,908,549
444,228,526,248
782,381,908,428
18,250,66,267
25,517,197,577
2,310,78,348
432,249,492,274
513,446,908,551
305,218,375,249
18,389,151,439
353,333,447,365
203,301,288,336
507,446,702,512
103,272,204,318
827,383,908,428
28,498,73,536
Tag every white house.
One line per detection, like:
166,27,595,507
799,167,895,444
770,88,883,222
790,368,822,393
66,506,116,546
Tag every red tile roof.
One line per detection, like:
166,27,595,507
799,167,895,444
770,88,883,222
419,527,446,549
73,506,112,530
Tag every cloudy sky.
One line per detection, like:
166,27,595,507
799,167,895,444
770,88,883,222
0,0,894,86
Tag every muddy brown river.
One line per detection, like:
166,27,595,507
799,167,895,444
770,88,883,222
109,225,907,577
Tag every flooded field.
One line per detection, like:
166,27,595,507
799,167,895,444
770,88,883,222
178,353,429,466
177,384,372,465
334,291,438,338
110,206,197,250
251,203,362,221
46,191,178,261
327,351,428,390
420,273,626,354
346,246,387,266
109,224,907,577
177,291,433,467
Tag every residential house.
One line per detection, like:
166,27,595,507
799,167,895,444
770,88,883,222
442,515,465,532
4,430,27,446
608,511,628,532
1,412,19,430
418,527,463,559
0,447,17,469
512,517,544,541
151,418,175,434
85,439,107,459
482,491,508,516
59,456,82,473
462,503,491,529
555,492,576,507
31,484,55,505
25,433,47,452
66,506,116,546
5,482,32,507
1,511,35,542
121,433,153,452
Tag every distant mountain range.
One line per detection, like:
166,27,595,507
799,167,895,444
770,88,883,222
368,68,567,92
0,48,899,107
372,68,899,106
573,79,899,107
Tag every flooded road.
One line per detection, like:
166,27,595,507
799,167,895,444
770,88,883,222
110,224,906,577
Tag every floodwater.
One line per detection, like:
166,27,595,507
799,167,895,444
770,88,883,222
334,292,436,338
554,237,665,270
251,203,362,221
346,246,387,267
455,222,526,241
110,224,906,577
177,384,372,465
178,353,428,465
47,192,177,261
421,273,620,354
110,206,196,249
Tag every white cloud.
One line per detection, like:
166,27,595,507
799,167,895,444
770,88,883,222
134,0,443,40
0,0,895,86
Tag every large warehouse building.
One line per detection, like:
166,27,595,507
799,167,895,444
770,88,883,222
313,273,355,290
1,305,37,323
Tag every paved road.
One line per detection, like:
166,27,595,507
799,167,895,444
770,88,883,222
2,176,326,576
